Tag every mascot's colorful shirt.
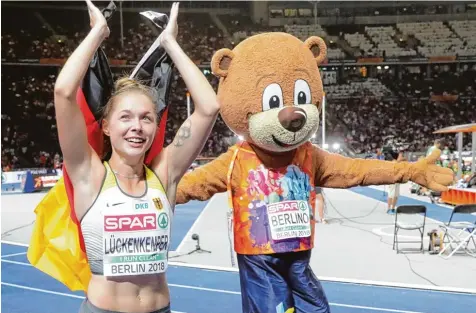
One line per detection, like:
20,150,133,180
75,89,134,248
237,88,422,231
80,162,171,277
227,142,316,255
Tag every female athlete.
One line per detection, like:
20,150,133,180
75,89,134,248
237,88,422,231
53,1,219,313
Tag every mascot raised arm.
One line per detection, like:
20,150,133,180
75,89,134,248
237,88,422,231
175,32,454,313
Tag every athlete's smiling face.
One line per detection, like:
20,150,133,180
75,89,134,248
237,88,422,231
103,91,158,159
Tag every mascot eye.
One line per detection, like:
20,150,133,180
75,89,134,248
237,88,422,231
262,83,283,111
294,79,311,105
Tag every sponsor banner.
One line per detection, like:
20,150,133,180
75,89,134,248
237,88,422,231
457,56,476,61
384,58,400,62
429,56,456,62
1,171,26,185
1,170,33,193
17,58,40,63
31,168,62,191
430,94,458,102
357,57,383,64
33,174,61,189
410,57,429,62
384,57,429,63
39,58,66,65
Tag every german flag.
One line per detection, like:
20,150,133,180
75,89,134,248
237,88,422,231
27,1,174,293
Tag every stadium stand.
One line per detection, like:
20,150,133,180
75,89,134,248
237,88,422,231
1,1,475,173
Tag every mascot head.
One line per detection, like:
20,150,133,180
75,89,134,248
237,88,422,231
211,32,327,153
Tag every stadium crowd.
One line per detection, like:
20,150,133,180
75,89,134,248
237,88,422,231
1,3,475,174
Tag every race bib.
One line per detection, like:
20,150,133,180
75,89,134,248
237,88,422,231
102,211,170,276
266,200,312,241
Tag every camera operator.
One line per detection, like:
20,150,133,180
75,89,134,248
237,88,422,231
426,139,443,156
386,151,405,214
381,142,405,214
426,139,444,164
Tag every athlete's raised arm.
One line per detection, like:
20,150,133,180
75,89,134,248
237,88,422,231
151,3,220,192
53,0,109,185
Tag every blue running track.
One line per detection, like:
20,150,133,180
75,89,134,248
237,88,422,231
2,194,475,313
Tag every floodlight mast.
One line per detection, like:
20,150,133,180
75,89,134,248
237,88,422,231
309,0,319,26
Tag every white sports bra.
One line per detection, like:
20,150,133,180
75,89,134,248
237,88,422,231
80,162,172,277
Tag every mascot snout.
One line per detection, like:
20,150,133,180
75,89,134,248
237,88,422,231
278,107,307,132
248,104,319,152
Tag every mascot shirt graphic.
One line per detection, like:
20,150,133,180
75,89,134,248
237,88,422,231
234,154,314,255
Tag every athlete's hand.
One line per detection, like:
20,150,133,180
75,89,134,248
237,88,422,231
159,2,179,46
85,0,110,39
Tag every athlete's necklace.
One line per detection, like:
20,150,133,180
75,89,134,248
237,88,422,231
112,170,143,179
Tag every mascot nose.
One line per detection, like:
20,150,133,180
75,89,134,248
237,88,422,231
278,107,307,132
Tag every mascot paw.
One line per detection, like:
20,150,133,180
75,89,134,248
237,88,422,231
410,148,454,192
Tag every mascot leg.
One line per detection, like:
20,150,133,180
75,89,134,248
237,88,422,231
237,251,330,313
237,253,294,313
287,251,330,313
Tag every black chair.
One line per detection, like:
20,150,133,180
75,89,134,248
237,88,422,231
393,205,427,253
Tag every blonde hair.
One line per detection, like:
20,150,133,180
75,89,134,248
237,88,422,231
102,76,158,120
101,76,159,160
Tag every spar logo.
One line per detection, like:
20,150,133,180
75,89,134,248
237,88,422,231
267,200,306,214
158,213,169,229
104,213,156,232
298,201,308,211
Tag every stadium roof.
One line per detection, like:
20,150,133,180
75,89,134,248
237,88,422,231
433,123,476,134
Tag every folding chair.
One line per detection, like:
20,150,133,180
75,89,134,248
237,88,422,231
438,204,476,259
393,205,427,253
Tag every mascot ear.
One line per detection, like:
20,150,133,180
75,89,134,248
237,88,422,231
211,48,234,78
304,36,327,65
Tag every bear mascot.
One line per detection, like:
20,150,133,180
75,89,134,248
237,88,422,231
175,32,454,313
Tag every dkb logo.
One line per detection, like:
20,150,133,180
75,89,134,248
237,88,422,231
135,203,149,210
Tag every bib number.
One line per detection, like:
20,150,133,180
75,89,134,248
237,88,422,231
102,211,170,277
266,200,311,240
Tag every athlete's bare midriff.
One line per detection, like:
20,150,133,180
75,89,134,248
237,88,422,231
77,163,173,313
86,273,170,313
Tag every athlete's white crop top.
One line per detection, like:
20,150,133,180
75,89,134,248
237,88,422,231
80,162,172,277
